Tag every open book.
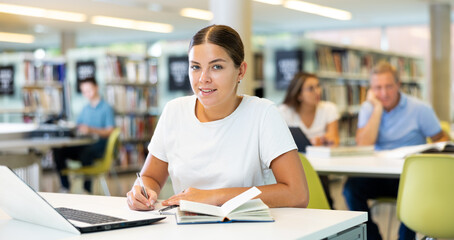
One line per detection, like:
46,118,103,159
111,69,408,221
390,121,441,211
376,141,454,159
305,145,374,158
175,187,274,224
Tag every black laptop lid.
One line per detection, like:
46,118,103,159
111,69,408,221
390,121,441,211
289,127,312,153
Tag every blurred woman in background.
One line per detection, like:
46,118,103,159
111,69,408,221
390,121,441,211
279,72,340,208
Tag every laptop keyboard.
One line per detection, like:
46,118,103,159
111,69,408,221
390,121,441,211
56,207,126,224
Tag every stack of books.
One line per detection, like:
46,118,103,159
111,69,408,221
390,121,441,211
306,145,374,158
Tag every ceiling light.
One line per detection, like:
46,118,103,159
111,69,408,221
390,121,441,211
91,16,173,33
0,32,34,44
253,0,283,5
284,0,351,21
0,3,86,22
180,8,213,21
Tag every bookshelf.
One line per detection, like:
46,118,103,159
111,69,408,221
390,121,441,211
22,59,67,123
314,42,424,145
0,53,68,123
263,38,425,146
66,49,159,172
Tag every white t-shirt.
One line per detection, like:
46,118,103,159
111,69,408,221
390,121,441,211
149,95,297,194
278,101,339,140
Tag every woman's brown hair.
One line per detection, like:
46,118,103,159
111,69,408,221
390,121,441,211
189,24,244,68
282,72,318,111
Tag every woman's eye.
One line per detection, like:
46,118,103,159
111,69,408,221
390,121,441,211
213,65,223,70
190,65,200,70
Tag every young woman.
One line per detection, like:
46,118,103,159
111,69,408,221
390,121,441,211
127,25,309,210
279,72,340,208
280,72,340,147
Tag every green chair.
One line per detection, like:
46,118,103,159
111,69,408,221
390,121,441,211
298,153,330,209
62,128,121,196
427,121,451,143
397,154,454,239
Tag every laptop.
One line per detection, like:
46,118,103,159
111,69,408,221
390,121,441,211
0,165,165,234
289,127,312,153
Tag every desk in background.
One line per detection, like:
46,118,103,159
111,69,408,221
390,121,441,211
308,154,404,178
0,192,367,240
0,123,95,191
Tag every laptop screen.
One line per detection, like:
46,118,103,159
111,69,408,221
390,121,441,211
288,127,312,153
0,165,164,234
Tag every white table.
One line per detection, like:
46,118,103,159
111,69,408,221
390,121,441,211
0,137,95,151
0,137,95,191
307,154,404,178
0,192,368,240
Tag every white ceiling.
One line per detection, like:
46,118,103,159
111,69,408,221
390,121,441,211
0,0,452,51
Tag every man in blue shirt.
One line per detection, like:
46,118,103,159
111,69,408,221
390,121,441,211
343,61,449,240
53,79,115,193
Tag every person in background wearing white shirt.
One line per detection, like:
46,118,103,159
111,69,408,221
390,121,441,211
126,25,309,210
279,72,340,208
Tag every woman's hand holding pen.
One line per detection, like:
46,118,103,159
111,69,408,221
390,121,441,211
162,187,219,206
126,184,158,211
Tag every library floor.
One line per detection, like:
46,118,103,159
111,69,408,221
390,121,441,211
41,172,403,240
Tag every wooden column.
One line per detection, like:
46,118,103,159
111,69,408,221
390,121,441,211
430,3,451,122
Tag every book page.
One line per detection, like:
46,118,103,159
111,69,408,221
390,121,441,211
228,199,269,214
179,200,223,217
175,208,224,224
220,187,262,216
376,143,441,158
442,141,454,152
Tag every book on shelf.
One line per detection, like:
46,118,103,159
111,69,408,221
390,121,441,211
125,60,147,83
322,83,348,112
106,85,157,113
376,141,454,159
175,187,274,224
118,142,146,168
306,145,374,158
22,88,62,114
115,115,156,140
332,51,343,73
345,50,360,74
148,58,158,84
24,60,65,84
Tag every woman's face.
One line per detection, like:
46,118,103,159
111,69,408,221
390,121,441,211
299,77,321,106
188,43,246,109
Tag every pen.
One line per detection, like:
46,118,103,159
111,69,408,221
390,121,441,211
136,172,149,199
158,205,178,215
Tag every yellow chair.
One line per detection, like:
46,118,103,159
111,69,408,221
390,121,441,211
440,121,451,140
397,154,454,239
298,153,330,209
62,128,121,196
427,121,451,143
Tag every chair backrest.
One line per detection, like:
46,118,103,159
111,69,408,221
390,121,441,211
298,153,330,209
427,121,451,143
397,154,454,238
440,121,451,140
95,128,121,173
